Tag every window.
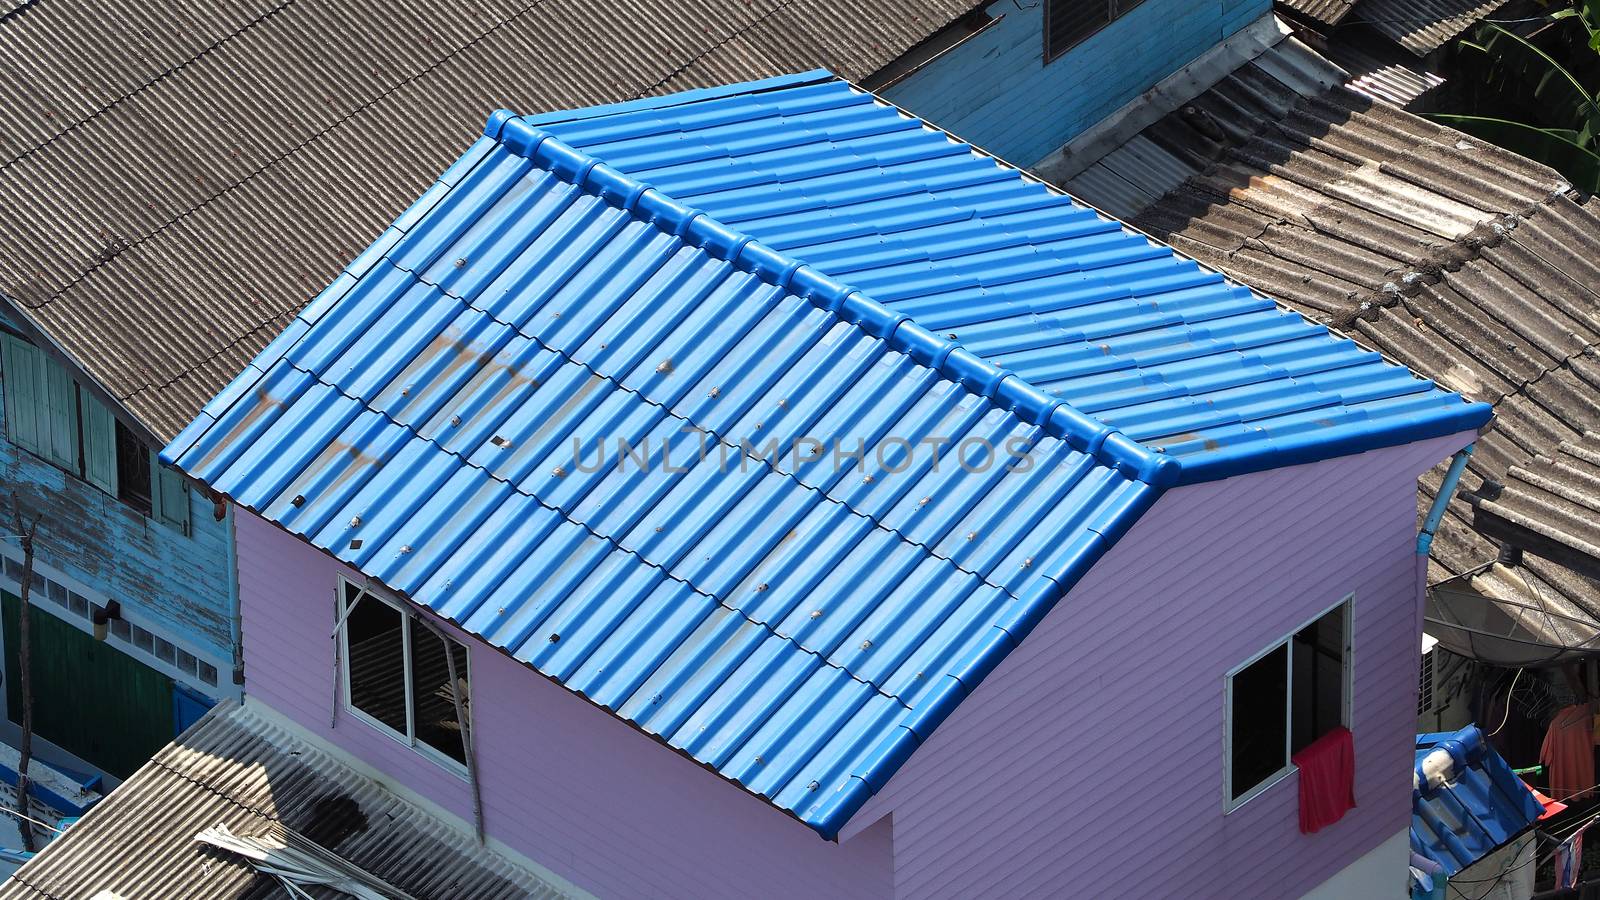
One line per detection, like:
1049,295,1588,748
1044,0,1148,62
339,580,469,769
1225,598,1352,809
1419,647,1436,716
0,330,188,533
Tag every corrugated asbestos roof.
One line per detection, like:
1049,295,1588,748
0,0,976,442
1278,0,1359,26
1412,725,1544,876
1475,433,1600,583
0,703,567,899
1059,36,1600,663
162,72,1482,838
1357,0,1510,55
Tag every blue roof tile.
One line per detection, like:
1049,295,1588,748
1413,726,1544,875
166,70,1487,839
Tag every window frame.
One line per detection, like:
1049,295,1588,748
1043,0,1148,63
1223,593,1354,813
336,577,470,777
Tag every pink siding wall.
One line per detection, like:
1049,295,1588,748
840,432,1471,898
238,431,1467,899
236,511,893,900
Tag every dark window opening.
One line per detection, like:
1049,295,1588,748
1227,600,1350,806
1293,602,1347,753
341,581,470,767
1044,0,1149,62
344,582,408,735
1229,644,1288,803
115,421,152,517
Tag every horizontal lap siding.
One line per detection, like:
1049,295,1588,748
236,511,894,900
0,376,234,663
847,432,1470,899
883,0,1273,167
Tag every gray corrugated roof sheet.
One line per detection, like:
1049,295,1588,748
1279,0,1360,26
1058,36,1600,661
1476,434,1600,583
0,702,569,899
1356,0,1510,55
0,0,976,442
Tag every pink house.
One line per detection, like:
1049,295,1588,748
165,72,1490,898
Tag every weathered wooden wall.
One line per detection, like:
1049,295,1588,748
0,347,234,667
884,0,1271,166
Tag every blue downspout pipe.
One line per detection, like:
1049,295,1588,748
1419,444,1474,556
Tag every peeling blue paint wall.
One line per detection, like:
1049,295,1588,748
883,0,1272,166
0,332,234,674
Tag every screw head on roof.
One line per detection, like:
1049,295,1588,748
919,496,930,506
552,466,566,478
966,531,978,541
810,610,822,619
808,781,820,792
755,583,769,592
862,475,874,484
655,525,664,533
1022,557,1033,568
860,640,872,651
291,495,305,507
399,545,412,555
656,358,673,374
777,399,787,408
755,756,764,764
548,633,560,643
451,415,462,427
947,333,957,340
349,516,361,528
708,387,721,399
454,257,467,268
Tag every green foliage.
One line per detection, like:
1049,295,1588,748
1433,7,1600,190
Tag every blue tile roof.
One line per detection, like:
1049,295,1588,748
165,71,1487,839
1413,726,1544,876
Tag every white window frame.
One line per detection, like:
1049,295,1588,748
336,577,469,778
1223,593,1354,813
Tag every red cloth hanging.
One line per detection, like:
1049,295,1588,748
1292,726,1356,834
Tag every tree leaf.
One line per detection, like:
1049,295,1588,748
1477,23,1600,137
1429,113,1600,192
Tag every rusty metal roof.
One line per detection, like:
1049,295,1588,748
0,0,976,442
1355,0,1510,56
1058,36,1600,663
1279,0,1360,26
0,702,569,899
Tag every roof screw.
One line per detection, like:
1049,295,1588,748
966,531,977,541
552,466,566,477
399,545,412,554
777,399,787,408
655,525,664,533
860,639,872,651
401,386,410,396
1022,557,1033,568
656,358,674,374
291,494,305,507
755,756,764,764
918,496,930,506
947,333,957,340
862,475,874,484
552,311,561,319
755,583,769,592
708,387,721,399
808,781,820,792
454,257,467,268
349,516,361,528
451,415,462,427
548,633,560,643
810,610,823,619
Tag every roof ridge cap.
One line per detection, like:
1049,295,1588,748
486,110,1180,487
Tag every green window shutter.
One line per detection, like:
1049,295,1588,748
0,332,44,455
41,359,79,471
81,392,118,495
151,452,190,535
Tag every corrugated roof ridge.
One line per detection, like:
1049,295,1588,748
485,109,1183,489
